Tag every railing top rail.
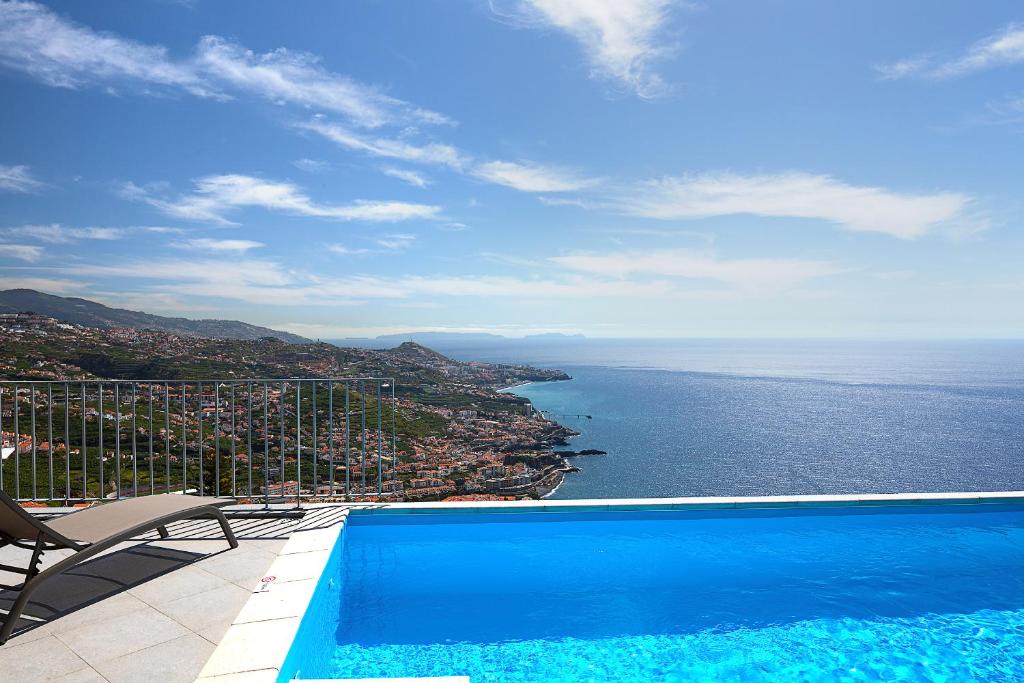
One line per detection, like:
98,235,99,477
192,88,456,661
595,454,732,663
0,377,395,384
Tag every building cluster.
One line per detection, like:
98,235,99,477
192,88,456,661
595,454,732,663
3,318,579,502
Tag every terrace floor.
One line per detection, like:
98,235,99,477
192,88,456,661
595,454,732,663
0,504,349,683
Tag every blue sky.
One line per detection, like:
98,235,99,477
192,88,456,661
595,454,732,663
0,0,1022,338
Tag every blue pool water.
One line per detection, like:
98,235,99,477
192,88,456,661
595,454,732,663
283,503,1024,682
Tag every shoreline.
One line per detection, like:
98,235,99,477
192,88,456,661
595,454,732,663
502,377,590,502
497,380,533,392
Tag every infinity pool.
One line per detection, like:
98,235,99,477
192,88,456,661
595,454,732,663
282,502,1024,682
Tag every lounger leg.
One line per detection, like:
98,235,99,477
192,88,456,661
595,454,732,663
0,572,42,645
211,509,239,549
23,534,46,588
156,526,169,539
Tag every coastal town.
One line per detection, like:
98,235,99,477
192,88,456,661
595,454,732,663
0,310,585,503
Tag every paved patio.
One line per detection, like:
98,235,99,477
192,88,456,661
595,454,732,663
0,505,349,683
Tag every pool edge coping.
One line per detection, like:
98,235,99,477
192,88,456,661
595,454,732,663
196,511,348,683
194,491,1024,682
348,490,1024,515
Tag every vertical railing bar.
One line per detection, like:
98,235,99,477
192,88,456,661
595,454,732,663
344,383,350,497
0,385,4,491
377,381,383,495
311,381,317,498
263,382,270,507
328,382,334,497
279,381,286,500
148,384,154,496
30,384,36,500
164,382,170,494
180,382,187,494
97,383,104,500
360,380,367,493
295,381,302,507
64,383,70,501
80,383,87,499
391,380,397,484
197,382,204,496
47,384,54,501
114,383,121,501
0,386,4,492
230,383,236,498
131,383,138,498
246,382,253,498
214,383,220,498
13,384,19,499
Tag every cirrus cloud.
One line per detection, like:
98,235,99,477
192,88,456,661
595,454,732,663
122,175,441,225
0,164,45,193
471,160,600,192
876,23,1024,81
614,171,973,239
0,1,448,128
551,248,846,293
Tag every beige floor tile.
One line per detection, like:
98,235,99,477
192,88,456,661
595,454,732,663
157,582,250,635
126,565,228,606
262,550,330,583
195,549,276,589
197,617,300,678
196,669,279,683
0,634,89,682
50,667,110,682
55,607,189,665
92,633,215,683
232,579,317,625
48,592,151,636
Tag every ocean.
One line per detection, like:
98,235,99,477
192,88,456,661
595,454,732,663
338,339,1024,500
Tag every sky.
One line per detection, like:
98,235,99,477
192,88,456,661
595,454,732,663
0,0,1022,339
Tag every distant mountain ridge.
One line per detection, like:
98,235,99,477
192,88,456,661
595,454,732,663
372,331,585,343
0,289,309,343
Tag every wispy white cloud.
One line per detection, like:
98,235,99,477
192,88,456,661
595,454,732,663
551,249,845,293
537,195,596,209
0,1,214,96
502,0,679,98
381,166,430,188
0,276,83,294
876,24,1024,80
616,172,972,239
172,238,264,253
65,257,671,306
0,164,45,193
280,322,586,338
472,160,600,192
3,223,128,243
376,233,416,250
304,117,598,194
0,2,448,128
1,243,44,262
300,119,468,167
195,36,450,128
874,57,931,81
124,175,441,225
326,243,371,256
292,158,330,173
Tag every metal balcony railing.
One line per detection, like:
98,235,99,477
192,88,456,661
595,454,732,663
0,379,397,504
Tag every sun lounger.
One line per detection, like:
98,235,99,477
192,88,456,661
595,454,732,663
0,491,237,644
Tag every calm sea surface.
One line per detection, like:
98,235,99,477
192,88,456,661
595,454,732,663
338,339,1024,499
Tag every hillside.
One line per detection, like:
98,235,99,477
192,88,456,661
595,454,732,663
0,289,308,343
